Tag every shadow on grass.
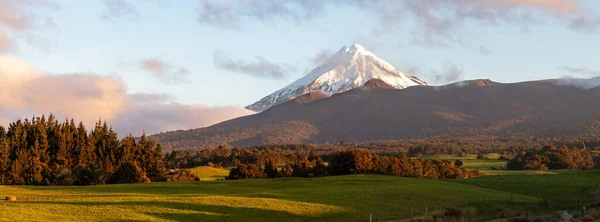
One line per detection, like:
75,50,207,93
10,200,342,222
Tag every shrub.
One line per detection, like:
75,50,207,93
227,163,266,180
280,163,293,177
264,159,279,178
56,168,75,186
522,161,548,170
454,159,464,167
168,169,199,182
108,162,150,184
73,163,106,186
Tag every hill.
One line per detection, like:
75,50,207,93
151,78,600,150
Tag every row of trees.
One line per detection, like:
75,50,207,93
227,149,485,180
507,146,600,170
0,115,165,185
164,146,320,169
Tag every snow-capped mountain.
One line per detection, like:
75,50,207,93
245,44,428,112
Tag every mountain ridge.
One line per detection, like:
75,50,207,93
151,78,600,151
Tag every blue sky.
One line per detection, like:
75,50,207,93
2,0,600,134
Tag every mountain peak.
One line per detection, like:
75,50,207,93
245,44,428,112
347,44,366,53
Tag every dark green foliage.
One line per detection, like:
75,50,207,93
167,169,198,182
263,158,279,178
280,163,293,177
56,168,75,186
0,114,166,185
291,159,313,177
506,146,598,170
455,159,464,167
108,162,150,184
223,148,484,180
73,163,106,186
227,163,266,180
328,150,376,175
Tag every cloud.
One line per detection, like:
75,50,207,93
197,0,327,28
0,55,128,126
431,62,465,84
311,49,333,65
558,66,600,77
570,16,600,33
196,0,586,45
129,92,175,103
474,0,581,15
556,77,600,89
140,58,190,84
0,55,253,136
0,31,13,52
113,103,253,136
101,0,139,20
478,46,491,56
0,0,58,51
213,51,296,79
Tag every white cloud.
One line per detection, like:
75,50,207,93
0,55,252,136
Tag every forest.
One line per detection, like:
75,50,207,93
0,115,165,185
2,115,600,186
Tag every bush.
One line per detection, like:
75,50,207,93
56,168,75,186
280,163,293,177
168,169,199,182
73,163,106,186
522,161,548,170
108,162,151,184
227,163,266,180
454,159,464,167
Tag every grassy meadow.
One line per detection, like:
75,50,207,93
1,174,541,221
1,156,598,221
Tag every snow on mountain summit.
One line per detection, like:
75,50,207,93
245,44,428,112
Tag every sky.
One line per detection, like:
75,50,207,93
1,0,600,135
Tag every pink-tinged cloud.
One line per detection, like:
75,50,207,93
197,0,587,46
140,58,190,84
0,31,12,52
0,55,129,126
0,55,253,136
0,0,58,51
113,103,254,136
485,0,581,14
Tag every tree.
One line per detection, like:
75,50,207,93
74,163,106,186
264,158,279,178
108,162,150,184
454,159,464,167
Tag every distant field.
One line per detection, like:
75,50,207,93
462,159,507,170
0,175,540,221
187,166,229,180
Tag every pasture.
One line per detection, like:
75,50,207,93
0,174,540,221
1,158,598,221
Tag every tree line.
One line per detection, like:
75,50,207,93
0,115,165,185
164,148,484,180
507,146,600,170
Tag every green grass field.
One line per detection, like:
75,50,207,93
1,160,598,221
0,175,542,221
